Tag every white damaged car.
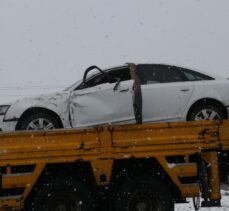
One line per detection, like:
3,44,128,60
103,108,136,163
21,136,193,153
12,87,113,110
0,63,229,132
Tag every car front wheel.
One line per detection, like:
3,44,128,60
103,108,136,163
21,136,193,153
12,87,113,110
18,112,61,130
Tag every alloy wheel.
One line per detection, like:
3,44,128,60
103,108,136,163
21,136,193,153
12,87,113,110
194,109,221,121
26,118,55,130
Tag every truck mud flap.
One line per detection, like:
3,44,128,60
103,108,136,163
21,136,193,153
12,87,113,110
0,173,2,191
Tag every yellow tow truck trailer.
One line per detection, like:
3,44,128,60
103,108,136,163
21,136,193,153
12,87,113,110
0,120,229,210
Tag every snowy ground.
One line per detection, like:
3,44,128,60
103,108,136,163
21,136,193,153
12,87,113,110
175,185,229,211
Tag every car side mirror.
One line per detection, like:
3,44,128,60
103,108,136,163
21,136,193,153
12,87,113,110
113,78,121,91
109,78,117,83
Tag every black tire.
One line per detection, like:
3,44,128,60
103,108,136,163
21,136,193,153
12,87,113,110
113,176,174,211
219,151,229,183
27,178,95,211
18,112,61,130
188,104,225,121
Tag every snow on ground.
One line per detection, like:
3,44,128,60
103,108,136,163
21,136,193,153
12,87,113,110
176,185,229,211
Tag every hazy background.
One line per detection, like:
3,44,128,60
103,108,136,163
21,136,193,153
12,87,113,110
0,0,229,103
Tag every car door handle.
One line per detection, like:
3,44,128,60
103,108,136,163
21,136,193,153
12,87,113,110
180,89,190,92
119,89,129,93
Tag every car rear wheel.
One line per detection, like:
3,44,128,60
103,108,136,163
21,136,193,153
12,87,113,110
188,104,225,121
18,112,61,130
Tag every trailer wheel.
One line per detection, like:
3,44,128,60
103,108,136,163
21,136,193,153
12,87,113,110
113,176,174,211
27,178,95,211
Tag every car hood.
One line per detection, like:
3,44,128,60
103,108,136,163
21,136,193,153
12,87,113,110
8,91,69,106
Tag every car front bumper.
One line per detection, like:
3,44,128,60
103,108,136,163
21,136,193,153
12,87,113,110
0,115,18,132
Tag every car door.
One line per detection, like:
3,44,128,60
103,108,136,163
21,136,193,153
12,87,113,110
138,64,194,122
69,68,135,128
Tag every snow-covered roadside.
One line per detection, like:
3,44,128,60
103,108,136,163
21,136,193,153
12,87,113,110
176,186,229,211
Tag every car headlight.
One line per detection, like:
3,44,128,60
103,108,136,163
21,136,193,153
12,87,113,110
0,105,10,115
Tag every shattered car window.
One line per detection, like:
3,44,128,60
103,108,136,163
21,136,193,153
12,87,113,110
76,67,131,89
108,68,131,81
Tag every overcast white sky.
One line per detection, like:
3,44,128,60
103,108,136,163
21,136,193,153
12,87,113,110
0,0,229,102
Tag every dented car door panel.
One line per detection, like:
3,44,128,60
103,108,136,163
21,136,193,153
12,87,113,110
69,80,135,127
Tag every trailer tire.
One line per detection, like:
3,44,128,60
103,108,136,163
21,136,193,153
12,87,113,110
27,178,95,211
113,175,174,211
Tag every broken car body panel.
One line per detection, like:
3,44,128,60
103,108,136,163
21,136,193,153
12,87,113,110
69,80,135,128
3,92,72,129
